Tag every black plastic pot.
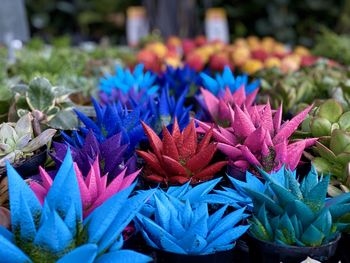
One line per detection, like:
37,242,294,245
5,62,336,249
0,147,48,179
154,249,235,263
337,233,350,262
247,233,341,263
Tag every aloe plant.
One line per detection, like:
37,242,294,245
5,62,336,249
246,166,350,247
200,66,260,96
137,190,249,255
13,77,79,130
30,156,140,217
71,98,151,157
0,113,56,167
197,102,316,173
137,119,227,185
212,166,295,210
55,130,137,179
99,64,158,105
0,149,153,262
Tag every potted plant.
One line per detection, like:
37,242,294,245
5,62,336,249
136,189,249,263
244,165,350,262
196,102,317,175
0,149,153,262
0,113,56,178
136,119,227,185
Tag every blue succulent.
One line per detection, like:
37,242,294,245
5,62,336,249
157,65,202,97
148,85,192,132
68,98,151,156
200,66,260,96
137,190,249,255
0,149,153,262
99,64,158,96
212,166,296,210
140,178,229,217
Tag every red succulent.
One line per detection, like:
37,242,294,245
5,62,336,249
137,119,228,185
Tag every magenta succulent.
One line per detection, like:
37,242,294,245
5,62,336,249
200,86,258,127
197,103,317,173
30,156,140,217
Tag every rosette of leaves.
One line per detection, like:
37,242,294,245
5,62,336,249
256,62,350,115
0,149,153,262
13,77,79,130
0,113,56,167
246,166,350,247
137,119,227,185
137,190,249,255
197,102,316,173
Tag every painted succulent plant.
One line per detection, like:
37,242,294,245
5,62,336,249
30,156,140,217
0,149,152,262
212,165,295,210
137,119,227,185
70,98,151,156
56,130,137,179
246,166,350,247
197,103,317,173
200,66,260,96
137,190,249,255
0,113,56,167
99,64,158,105
13,77,79,130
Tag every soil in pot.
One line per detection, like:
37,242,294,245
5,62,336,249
247,233,341,263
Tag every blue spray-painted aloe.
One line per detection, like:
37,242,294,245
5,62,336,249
200,66,260,96
137,190,249,255
246,165,350,247
148,85,192,132
140,178,230,217
69,98,151,156
157,65,202,97
99,64,158,105
0,149,153,262
212,166,296,210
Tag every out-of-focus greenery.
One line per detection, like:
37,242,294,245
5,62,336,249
256,61,350,115
313,28,350,66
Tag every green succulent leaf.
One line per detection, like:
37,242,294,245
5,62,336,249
26,77,56,112
339,112,350,131
330,130,350,155
317,99,343,123
310,117,332,137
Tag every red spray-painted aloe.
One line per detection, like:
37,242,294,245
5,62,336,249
201,86,258,127
137,119,228,185
196,103,317,173
30,156,140,217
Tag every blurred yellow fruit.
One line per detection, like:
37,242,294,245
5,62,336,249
232,47,251,67
265,57,281,68
247,36,261,50
294,46,310,56
261,37,275,53
165,57,182,68
281,56,300,72
234,38,248,47
146,42,168,58
273,43,288,55
242,59,264,74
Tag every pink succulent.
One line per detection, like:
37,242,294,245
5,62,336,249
200,85,259,127
196,103,317,173
30,156,140,217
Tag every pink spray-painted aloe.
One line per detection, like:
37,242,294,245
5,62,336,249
200,85,259,127
30,156,140,217
196,102,317,173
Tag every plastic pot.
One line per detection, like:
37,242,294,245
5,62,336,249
0,147,47,179
154,249,235,263
337,233,350,262
247,233,341,263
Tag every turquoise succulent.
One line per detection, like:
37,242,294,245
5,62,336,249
0,149,153,262
246,166,350,247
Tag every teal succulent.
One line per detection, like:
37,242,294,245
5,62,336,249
246,166,350,247
137,190,249,255
0,149,153,262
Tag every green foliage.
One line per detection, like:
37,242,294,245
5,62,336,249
313,28,350,65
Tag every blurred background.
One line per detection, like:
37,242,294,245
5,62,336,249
22,0,350,46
